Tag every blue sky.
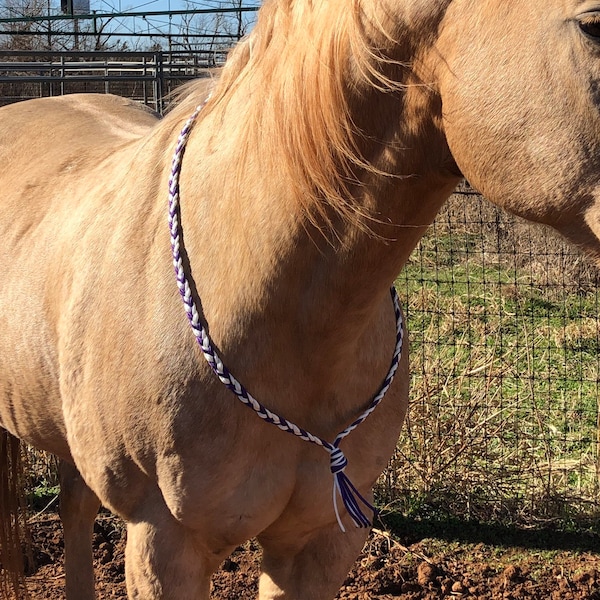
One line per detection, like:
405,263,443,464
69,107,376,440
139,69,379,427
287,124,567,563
86,0,260,44
0,0,260,49
95,0,240,12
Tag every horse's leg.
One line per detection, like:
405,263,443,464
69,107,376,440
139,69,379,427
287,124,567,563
124,496,222,600
257,522,369,600
59,460,101,600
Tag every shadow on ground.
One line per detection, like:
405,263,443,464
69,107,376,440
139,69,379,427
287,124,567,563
382,512,600,553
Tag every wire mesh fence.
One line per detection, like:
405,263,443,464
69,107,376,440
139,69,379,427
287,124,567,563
22,183,600,528
376,184,600,528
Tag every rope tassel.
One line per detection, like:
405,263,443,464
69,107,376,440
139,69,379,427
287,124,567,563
329,446,376,532
168,101,404,532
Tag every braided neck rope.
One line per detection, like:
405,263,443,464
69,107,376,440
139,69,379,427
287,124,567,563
167,102,404,532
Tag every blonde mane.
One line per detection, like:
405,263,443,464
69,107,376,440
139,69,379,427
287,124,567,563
172,0,405,234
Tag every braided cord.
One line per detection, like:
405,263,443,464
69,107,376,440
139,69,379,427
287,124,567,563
168,103,404,532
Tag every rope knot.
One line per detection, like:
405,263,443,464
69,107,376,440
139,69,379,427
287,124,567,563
329,447,348,474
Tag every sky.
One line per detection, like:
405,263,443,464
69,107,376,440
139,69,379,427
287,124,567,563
0,0,261,50
85,0,260,45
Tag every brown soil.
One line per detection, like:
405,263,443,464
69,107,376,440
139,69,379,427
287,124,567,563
24,513,600,599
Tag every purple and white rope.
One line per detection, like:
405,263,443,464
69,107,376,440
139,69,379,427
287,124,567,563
168,102,404,532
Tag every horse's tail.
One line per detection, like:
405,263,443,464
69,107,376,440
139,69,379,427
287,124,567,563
0,428,28,599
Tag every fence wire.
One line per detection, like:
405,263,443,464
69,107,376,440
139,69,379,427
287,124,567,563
7,58,598,526
22,188,600,529
377,185,600,527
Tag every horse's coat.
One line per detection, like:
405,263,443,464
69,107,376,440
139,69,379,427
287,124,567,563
2,0,600,598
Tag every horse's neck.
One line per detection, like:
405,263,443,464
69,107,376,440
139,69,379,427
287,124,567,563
168,9,459,414
178,89,454,306
176,105,454,369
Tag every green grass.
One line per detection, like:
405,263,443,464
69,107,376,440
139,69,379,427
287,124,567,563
377,194,600,527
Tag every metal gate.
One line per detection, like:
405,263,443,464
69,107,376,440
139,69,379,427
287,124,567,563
0,49,227,113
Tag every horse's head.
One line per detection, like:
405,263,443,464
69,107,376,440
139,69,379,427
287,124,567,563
431,0,600,258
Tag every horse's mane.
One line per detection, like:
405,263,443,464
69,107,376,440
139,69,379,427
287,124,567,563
171,0,404,234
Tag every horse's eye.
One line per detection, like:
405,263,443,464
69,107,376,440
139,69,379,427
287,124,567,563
579,14,600,39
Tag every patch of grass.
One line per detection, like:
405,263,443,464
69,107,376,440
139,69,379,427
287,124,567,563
28,482,60,512
377,192,600,528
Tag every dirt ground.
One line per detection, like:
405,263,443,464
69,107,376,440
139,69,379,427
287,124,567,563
23,512,600,599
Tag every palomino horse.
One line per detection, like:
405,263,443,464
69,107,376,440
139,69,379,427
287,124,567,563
2,0,600,598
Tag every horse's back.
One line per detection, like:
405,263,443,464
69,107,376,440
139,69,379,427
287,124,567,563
0,94,159,173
